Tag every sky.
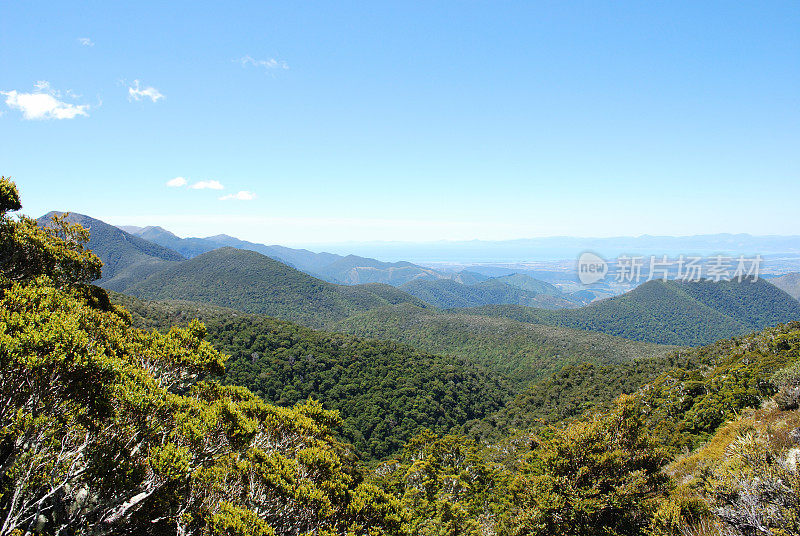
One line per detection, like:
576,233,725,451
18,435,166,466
1,1,798,246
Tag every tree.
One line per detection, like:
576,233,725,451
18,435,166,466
500,395,671,536
0,177,102,287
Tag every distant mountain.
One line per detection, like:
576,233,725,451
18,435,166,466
313,254,443,285
306,233,800,264
124,226,447,285
399,274,588,309
123,247,427,328
124,226,341,273
451,270,489,285
334,303,675,388
493,273,562,294
37,212,184,291
455,278,800,346
770,273,800,300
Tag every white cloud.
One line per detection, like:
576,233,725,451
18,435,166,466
220,191,257,201
236,55,289,71
166,176,188,187
190,180,224,190
1,81,89,120
78,37,94,47
128,80,164,102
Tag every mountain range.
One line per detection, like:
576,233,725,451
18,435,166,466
121,224,447,285
455,277,800,345
122,247,428,328
40,213,594,310
303,233,800,263
37,212,800,348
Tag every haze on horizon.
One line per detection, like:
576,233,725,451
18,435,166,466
2,1,798,244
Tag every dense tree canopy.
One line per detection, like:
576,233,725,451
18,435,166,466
112,295,512,460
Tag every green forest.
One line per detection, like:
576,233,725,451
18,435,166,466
4,176,800,535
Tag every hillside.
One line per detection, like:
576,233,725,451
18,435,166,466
399,275,586,309
457,278,800,346
36,212,184,291
112,294,511,460
770,272,800,300
314,254,443,285
493,272,562,294
471,318,800,446
334,303,675,387
123,247,427,328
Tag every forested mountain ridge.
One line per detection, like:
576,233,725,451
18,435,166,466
379,321,800,536
113,294,512,460
469,320,800,441
314,254,444,285
123,247,428,328
399,277,586,309
335,302,676,388
457,278,800,345
123,224,450,285
36,211,184,290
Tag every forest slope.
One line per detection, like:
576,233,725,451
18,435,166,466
123,247,427,328
456,278,800,345
334,302,676,387
112,294,512,460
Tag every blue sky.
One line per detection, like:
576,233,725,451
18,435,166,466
1,1,798,245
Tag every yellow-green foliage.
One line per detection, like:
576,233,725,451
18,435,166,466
658,400,800,535
499,395,671,536
632,324,800,453
0,177,102,287
373,430,509,535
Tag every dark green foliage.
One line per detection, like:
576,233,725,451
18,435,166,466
469,358,673,440
399,277,581,309
123,247,427,329
0,178,21,213
458,278,800,346
493,273,562,294
335,303,675,389
471,322,800,447
113,294,512,460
